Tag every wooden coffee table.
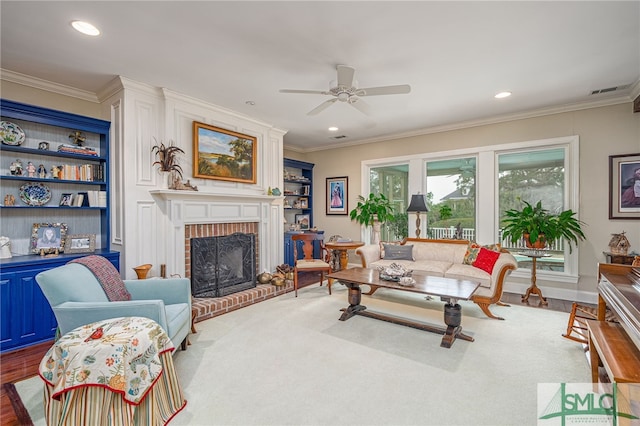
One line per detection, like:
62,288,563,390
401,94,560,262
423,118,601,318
328,267,480,348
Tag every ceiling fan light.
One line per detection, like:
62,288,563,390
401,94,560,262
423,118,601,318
71,20,100,36
337,92,350,102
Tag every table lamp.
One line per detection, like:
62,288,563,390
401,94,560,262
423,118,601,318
407,193,429,238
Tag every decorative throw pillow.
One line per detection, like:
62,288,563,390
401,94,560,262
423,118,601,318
379,241,402,259
70,255,131,301
383,244,414,260
472,248,501,274
463,242,501,265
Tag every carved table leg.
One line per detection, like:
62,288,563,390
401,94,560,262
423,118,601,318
441,302,474,348
339,282,366,321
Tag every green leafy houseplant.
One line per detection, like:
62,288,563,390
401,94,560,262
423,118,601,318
501,200,586,253
349,193,395,227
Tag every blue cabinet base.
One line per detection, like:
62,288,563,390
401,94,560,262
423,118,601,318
0,249,120,353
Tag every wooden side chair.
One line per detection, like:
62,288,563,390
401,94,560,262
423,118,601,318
292,233,332,297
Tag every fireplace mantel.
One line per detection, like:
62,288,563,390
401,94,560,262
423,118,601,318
150,189,282,203
150,189,284,278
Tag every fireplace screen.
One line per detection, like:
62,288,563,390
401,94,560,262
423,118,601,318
190,233,256,297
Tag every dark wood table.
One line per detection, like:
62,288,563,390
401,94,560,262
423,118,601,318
328,267,480,348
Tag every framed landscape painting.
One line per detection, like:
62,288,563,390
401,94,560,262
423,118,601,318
193,121,257,184
326,176,348,215
609,153,640,220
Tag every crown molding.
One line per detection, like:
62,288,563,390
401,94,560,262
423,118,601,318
0,68,99,103
295,92,635,153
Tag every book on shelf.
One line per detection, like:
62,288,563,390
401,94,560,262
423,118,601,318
85,190,107,207
57,144,99,156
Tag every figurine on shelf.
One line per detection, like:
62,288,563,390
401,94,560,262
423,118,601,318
26,161,36,177
69,130,86,146
10,159,23,176
4,194,15,206
38,164,47,179
50,165,61,179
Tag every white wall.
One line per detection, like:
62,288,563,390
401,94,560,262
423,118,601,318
296,102,640,302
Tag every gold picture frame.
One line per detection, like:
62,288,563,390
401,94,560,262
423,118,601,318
193,121,257,184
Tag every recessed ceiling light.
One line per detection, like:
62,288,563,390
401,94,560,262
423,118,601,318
245,100,256,106
328,126,339,132
71,21,100,36
494,91,512,99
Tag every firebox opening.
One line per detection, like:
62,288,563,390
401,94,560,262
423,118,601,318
190,232,256,297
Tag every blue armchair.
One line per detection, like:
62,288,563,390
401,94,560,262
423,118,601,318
35,260,192,351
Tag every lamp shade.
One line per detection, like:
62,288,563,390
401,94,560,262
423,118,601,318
406,193,429,212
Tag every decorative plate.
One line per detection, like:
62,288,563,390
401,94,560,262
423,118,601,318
19,182,51,206
0,121,26,146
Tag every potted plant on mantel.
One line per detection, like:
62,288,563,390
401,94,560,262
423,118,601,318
349,193,396,244
152,139,185,189
500,200,586,253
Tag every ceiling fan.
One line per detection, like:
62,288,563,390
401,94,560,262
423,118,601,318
279,65,411,116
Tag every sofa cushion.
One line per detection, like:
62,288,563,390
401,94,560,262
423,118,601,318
379,241,402,259
412,242,467,264
463,242,501,265
472,248,501,274
371,259,448,277
444,264,491,288
383,244,414,260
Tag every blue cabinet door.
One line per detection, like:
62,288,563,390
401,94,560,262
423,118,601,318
0,250,120,353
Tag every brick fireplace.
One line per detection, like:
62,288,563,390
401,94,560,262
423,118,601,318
149,190,288,324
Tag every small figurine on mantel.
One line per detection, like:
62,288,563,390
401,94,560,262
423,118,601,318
608,231,631,255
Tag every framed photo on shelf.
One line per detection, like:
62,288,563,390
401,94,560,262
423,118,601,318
30,222,67,254
299,197,308,209
295,213,310,230
609,153,640,220
326,176,348,215
59,193,72,206
64,234,96,254
192,121,257,184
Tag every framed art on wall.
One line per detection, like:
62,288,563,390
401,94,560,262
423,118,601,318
30,222,67,254
193,121,257,184
609,153,640,220
326,176,348,215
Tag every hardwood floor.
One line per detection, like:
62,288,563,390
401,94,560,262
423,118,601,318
0,290,587,426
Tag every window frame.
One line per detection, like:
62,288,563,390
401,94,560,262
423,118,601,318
359,135,580,283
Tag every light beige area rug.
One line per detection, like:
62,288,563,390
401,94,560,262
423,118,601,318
17,283,590,425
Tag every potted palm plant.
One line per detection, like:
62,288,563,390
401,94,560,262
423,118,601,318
501,200,586,253
349,193,396,243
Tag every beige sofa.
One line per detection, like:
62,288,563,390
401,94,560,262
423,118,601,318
355,238,518,320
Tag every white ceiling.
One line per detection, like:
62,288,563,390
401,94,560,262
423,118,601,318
1,1,639,152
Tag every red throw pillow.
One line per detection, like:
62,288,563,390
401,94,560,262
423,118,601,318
472,247,501,274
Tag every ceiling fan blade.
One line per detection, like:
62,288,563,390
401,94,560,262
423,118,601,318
349,98,371,116
336,65,355,88
308,98,337,115
357,84,411,96
280,89,330,95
